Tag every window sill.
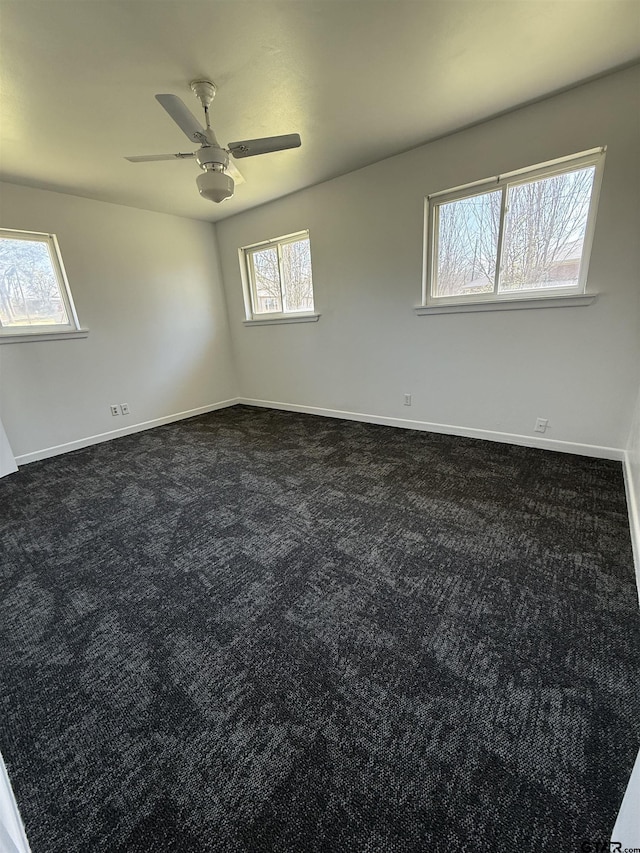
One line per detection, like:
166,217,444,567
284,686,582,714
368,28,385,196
243,313,320,327
0,328,89,344
414,294,597,315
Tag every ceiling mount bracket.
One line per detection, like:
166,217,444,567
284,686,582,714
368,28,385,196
190,80,217,110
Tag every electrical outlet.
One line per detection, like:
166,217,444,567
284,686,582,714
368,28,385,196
120,403,130,415
404,393,412,406
534,417,549,433
110,405,120,417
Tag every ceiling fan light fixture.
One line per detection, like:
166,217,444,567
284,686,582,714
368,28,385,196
196,169,234,203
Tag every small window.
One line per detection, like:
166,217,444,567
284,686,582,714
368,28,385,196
423,149,604,307
240,230,315,320
0,229,82,338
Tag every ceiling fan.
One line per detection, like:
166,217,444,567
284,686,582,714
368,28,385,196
126,80,302,203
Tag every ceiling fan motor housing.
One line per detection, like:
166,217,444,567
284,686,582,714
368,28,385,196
196,146,229,170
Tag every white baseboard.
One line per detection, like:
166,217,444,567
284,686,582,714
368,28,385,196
15,398,240,465
0,753,31,853
614,456,640,846
237,398,624,461
14,396,625,467
623,451,640,603
612,746,640,848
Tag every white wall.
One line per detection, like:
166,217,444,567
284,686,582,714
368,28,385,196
216,65,640,454
0,183,236,459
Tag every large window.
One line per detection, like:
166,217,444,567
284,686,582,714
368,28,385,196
423,149,604,308
240,230,316,322
0,229,82,338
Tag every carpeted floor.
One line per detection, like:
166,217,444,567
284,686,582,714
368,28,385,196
0,405,638,853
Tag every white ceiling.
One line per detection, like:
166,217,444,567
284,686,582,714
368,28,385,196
1,1,639,222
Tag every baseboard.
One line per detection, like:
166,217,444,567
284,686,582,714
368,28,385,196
15,398,241,465
14,396,624,467
612,745,640,848
237,398,624,461
614,457,640,846
623,451,640,602
0,753,31,853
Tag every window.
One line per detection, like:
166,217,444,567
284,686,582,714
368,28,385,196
240,230,317,324
423,148,604,310
0,229,83,340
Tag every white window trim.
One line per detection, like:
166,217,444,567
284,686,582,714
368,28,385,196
0,228,86,342
414,293,597,316
242,313,320,327
421,147,606,311
0,328,89,344
239,229,317,323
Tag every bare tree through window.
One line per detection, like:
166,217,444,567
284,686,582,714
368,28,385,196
429,156,600,303
435,191,500,297
245,233,314,316
250,247,282,313
281,239,313,312
0,236,69,327
500,168,595,291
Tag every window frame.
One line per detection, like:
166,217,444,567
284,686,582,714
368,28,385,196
422,148,606,310
0,228,84,342
239,229,319,325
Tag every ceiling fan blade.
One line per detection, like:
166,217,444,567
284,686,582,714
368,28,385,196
125,151,244,184
227,133,301,159
155,94,206,143
125,153,196,162
226,160,245,185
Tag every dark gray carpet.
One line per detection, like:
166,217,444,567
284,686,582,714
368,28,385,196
0,405,638,853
